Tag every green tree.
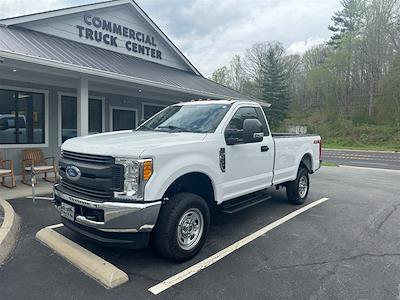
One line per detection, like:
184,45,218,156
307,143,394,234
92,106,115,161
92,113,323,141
211,55,246,92
377,55,400,127
211,66,230,87
228,55,246,92
261,42,290,129
328,0,365,47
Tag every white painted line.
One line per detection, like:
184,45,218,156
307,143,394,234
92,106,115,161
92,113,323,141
36,227,129,289
148,197,330,295
26,196,53,201
339,165,400,173
46,223,64,229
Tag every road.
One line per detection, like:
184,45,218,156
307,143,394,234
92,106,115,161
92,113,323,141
323,148,400,170
1,166,400,299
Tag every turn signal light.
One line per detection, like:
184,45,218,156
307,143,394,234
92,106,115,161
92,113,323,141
143,160,153,180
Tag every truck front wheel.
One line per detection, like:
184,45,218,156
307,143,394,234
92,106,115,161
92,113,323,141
154,192,210,262
286,167,309,205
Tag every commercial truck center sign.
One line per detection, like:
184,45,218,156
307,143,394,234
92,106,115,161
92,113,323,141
76,14,162,60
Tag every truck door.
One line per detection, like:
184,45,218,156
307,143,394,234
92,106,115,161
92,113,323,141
221,106,274,200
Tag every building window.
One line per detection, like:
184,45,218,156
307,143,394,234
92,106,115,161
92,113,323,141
111,108,137,131
143,104,165,120
89,99,103,134
60,95,103,143
0,89,45,144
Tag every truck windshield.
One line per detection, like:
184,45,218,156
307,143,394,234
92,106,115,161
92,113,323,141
137,104,231,133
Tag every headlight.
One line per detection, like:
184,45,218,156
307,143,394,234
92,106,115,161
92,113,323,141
114,158,153,201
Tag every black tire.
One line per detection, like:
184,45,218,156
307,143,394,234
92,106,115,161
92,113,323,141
154,192,210,262
286,167,309,205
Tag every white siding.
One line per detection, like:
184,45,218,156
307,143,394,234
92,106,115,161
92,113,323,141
17,4,191,71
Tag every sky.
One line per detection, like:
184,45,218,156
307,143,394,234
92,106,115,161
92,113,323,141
0,0,342,77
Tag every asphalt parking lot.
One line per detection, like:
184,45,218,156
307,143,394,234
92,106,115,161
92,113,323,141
1,166,400,299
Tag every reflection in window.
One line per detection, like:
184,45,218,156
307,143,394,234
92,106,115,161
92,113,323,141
227,107,259,130
0,89,45,144
61,96,103,143
140,104,231,133
112,109,136,131
143,104,165,120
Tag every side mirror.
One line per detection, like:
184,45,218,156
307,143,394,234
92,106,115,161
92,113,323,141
242,119,264,143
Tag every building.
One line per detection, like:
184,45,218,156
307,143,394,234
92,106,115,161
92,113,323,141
0,0,256,176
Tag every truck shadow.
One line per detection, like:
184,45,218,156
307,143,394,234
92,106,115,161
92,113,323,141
55,187,312,283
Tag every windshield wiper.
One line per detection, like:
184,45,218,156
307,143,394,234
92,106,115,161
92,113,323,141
156,125,190,132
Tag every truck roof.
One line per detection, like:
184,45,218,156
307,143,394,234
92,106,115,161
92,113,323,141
177,99,271,107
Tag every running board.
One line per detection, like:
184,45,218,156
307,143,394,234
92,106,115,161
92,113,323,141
221,194,272,214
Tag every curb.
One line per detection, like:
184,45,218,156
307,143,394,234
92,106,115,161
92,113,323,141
36,227,129,289
338,165,400,173
0,199,21,265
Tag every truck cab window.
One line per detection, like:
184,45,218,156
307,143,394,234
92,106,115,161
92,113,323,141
227,107,260,131
226,107,260,143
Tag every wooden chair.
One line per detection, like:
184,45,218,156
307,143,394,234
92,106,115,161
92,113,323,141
0,154,16,188
21,149,57,185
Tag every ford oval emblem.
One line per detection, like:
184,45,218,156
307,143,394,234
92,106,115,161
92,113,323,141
65,165,81,181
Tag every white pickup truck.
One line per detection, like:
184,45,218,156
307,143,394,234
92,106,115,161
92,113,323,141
54,100,321,261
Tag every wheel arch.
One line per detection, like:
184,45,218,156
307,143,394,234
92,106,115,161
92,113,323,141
162,172,217,210
300,153,313,173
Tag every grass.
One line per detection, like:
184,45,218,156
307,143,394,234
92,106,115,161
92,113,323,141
282,112,400,153
321,162,338,167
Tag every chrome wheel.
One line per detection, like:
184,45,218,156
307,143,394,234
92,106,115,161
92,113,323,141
298,175,308,198
177,208,204,251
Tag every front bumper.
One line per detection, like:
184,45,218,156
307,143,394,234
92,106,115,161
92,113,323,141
54,186,161,243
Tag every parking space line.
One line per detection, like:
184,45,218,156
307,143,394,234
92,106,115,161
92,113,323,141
148,197,330,295
26,196,53,201
46,223,64,229
36,227,129,289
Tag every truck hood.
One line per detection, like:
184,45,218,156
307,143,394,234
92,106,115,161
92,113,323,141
61,130,207,158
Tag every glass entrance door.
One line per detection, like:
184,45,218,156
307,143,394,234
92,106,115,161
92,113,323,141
111,108,137,131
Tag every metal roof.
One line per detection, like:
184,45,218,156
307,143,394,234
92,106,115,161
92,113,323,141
0,26,258,101
0,0,202,76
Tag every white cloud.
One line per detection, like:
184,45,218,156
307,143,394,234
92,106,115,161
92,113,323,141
138,0,342,76
0,0,96,19
286,37,327,55
0,0,342,77
0,0,62,19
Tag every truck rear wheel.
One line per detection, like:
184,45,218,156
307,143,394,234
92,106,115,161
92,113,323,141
154,192,210,262
286,167,309,205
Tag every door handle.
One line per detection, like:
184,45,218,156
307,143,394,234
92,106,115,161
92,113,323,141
261,145,269,152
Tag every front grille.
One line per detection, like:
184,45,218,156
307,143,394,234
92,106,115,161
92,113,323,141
59,150,124,201
61,180,113,200
62,150,114,164
112,166,124,189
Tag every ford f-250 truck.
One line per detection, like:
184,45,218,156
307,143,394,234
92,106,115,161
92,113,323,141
54,99,321,261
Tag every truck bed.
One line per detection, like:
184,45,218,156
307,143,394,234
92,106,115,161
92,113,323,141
272,133,319,138
272,134,321,186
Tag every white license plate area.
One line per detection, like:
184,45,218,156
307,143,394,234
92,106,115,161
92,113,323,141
60,202,75,221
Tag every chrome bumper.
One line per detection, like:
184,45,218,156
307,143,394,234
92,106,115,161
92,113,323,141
54,188,161,233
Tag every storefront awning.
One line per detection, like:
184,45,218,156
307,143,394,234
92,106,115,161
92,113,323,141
0,26,258,101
